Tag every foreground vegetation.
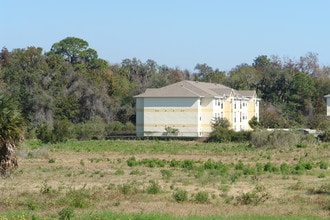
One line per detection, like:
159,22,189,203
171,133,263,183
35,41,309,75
0,139,329,219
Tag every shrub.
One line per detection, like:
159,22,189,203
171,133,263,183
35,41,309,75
173,189,188,202
74,116,106,140
194,191,209,203
250,130,306,148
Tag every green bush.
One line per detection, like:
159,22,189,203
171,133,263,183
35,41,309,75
74,116,106,140
194,191,209,203
173,189,188,202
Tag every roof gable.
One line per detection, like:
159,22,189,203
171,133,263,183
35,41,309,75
134,80,257,98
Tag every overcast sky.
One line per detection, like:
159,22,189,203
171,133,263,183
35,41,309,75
2,0,330,71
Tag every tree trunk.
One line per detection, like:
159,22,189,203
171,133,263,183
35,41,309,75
0,142,18,177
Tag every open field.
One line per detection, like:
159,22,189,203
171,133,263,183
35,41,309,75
0,140,329,219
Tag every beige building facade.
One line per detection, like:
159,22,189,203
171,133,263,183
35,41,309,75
135,80,260,137
325,94,330,116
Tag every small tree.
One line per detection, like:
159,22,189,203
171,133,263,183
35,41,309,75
0,94,25,176
248,116,261,130
165,126,179,136
207,118,232,142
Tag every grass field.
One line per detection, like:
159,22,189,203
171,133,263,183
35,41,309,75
0,139,329,219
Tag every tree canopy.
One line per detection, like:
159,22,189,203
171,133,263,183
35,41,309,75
0,38,329,142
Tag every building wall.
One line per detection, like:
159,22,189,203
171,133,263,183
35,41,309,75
200,97,214,135
327,97,330,116
136,95,260,137
136,97,200,137
135,98,144,136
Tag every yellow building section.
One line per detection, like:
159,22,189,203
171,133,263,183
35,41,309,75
136,123,212,128
136,108,213,112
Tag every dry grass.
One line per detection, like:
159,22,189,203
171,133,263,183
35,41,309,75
0,140,329,219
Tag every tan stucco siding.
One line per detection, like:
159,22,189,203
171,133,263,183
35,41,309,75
135,98,144,136
200,98,214,134
327,97,330,116
136,97,200,136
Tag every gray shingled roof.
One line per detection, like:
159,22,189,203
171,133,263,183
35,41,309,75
134,80,256,98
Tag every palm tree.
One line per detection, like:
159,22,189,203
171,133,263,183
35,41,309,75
0,93,25,176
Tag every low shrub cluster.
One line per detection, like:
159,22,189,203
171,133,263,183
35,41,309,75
250,130,317,148
36,117,135,143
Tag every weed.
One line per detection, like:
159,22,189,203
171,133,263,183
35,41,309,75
62,188,91,208
318,173,325,178
40,181,52,194
48,158,55,163
264,162,279,173
235,161,244,170
195,191,209,203
130,169,143,175
296,143,307,148
169,159,181,167
172,189,188,202
219,185,229,193
146,180,161,194
126,156,139,167
26,199,39,211
236,185,269,205
289,181,304,190
114,169,124,175
119,183,131,195
319,160,328,169
280,163,291,174
229,172,240,183
181,159,194,169
160,169,173,179
58,207,74,220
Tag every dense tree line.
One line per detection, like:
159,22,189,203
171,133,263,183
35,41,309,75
1,37,330,142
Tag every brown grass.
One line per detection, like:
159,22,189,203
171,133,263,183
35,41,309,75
0,140,329,218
